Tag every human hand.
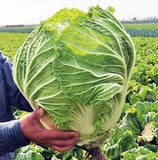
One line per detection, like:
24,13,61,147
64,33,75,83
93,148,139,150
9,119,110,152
20,108,79,152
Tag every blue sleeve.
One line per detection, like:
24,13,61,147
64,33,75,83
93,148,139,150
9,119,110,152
0,120,30,156
1,53,32,112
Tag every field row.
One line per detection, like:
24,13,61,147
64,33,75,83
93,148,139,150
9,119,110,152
124,23,158,29
1,23,158,37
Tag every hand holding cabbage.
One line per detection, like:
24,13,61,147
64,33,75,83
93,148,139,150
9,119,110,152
13,5,135,159
20,108,79,152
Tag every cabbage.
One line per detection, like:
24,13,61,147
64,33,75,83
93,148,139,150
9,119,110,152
13,6,135,150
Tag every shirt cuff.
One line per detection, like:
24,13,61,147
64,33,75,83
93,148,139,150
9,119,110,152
1,119,30,152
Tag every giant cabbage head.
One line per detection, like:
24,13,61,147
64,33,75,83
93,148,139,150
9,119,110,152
13,6,136,147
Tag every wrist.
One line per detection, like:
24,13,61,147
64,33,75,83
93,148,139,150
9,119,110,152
2,120,30,152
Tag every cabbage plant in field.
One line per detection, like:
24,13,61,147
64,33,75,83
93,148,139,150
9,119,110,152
13,6,135,159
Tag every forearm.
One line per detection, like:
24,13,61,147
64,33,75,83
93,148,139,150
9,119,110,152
0,120,30,156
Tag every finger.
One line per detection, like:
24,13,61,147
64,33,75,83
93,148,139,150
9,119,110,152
48,137,79,147
39,130,79,141
48,131,80,139
35,131,79,147
51,144,74,152
36,120,45,129
30,108,45,121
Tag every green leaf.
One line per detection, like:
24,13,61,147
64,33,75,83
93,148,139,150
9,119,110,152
135,101,158,127
103,126,138,159
14,146,44,160
120,108,142,138
120,101,158,146
121,147,158,160
106,6,115,14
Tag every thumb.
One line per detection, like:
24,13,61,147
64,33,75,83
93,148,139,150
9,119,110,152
31,108,45,121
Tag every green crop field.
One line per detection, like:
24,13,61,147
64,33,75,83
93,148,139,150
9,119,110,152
124,23,158,29
0,32,28,60
0,23,158,159
123,23,158,37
